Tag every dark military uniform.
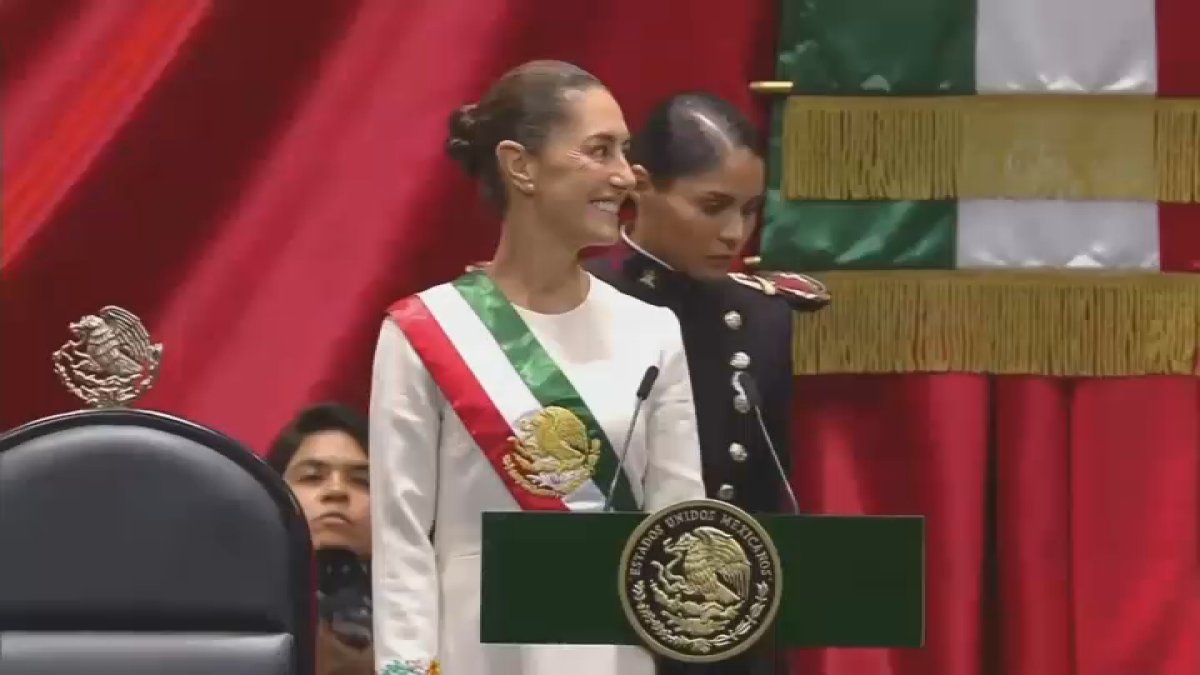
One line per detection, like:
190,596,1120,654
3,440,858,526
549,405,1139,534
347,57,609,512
585,236,828,675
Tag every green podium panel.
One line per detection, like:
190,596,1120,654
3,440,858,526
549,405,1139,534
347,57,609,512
480,511,923,648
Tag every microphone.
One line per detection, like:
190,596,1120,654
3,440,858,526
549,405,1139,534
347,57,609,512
603,365,660,512
732,371,801,514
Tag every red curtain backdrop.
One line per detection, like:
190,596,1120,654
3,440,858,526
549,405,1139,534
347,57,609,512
791,376,1198,675
1,2,1195,675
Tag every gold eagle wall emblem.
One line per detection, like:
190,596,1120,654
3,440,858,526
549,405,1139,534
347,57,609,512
619,499,783,663
503,406,601,497
52,305,163,408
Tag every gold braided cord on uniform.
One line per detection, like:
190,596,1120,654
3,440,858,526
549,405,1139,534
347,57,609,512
781,95,1200,202
790,270,1200,376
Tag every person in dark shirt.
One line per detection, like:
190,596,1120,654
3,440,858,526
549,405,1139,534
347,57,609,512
584,92,829,675
269,403,374,675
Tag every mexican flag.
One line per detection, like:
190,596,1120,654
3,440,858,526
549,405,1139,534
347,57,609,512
758,0,1200,377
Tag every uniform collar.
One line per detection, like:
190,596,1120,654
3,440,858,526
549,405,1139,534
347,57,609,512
618,225,715,301
621,226,674,271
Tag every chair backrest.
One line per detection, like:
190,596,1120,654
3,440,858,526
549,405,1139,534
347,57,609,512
0,409,315,675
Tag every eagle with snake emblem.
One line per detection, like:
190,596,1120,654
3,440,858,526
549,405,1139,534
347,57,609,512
503,406,601,497
619,499,782,662
52,305,163,408
650,527,753,636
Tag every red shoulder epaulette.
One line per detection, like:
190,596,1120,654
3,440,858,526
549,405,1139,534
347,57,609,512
727,270,830,311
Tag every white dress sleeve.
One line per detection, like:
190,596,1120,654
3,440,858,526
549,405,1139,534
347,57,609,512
369,319,442,674
640,308,707,511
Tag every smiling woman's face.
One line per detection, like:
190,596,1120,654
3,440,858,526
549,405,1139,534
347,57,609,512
283,430,371,556
518,86,635,249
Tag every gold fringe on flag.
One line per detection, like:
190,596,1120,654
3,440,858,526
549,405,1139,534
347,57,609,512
781,95,1200,202
791,270,1200,376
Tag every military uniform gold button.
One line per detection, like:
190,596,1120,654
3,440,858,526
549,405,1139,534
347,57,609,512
730,351,750,369
724,311,742,329
717,484,736,500
729,442,748,462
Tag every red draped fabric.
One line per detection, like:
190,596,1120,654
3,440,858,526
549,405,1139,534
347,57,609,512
1,2,1195,674
791,376,1198,675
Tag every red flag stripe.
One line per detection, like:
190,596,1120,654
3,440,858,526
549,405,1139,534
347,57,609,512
1157,0,1200,272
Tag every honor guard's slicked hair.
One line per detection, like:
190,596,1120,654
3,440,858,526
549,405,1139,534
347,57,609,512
631,92,762,189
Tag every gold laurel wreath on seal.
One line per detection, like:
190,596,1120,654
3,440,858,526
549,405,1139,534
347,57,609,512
502,406,601,497
617,499,784,663
630,580,771,655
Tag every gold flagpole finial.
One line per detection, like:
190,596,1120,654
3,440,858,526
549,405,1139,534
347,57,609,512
749,81,794,96
52,305,163,409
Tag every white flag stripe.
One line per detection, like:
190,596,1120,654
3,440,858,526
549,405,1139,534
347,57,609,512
420,284,608,511
956,200,1160,269
974,0,1157,94
958,0,1160,269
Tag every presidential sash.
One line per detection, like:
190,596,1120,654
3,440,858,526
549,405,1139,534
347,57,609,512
389,272,638,512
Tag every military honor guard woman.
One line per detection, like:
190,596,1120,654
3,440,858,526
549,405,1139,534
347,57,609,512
586,92,829,675
367,61,707,675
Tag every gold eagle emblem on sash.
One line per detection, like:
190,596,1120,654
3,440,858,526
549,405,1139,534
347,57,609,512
503,406,601,497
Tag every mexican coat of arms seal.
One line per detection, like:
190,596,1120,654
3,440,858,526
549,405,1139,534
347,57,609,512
618,499,783,663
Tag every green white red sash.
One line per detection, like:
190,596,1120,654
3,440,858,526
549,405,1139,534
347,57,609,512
388,271,637,512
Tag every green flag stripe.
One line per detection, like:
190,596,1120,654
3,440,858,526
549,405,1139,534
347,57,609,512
761,197,958,271
452,272,638,512
761,0,977,272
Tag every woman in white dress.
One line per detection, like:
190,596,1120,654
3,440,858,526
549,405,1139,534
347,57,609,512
369,60,707,675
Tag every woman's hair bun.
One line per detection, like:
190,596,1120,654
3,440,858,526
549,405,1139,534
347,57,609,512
445,61,601,209
446,103,482,176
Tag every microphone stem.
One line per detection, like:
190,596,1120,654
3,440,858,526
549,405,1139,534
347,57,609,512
604,366,659,513
604,402,644,512
752,407,800,515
